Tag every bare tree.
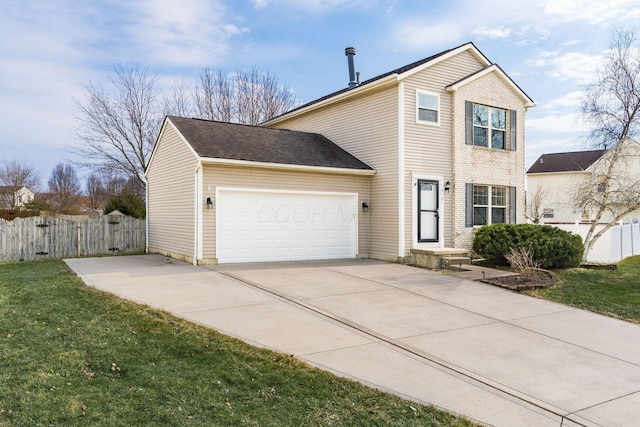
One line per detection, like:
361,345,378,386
0,160,40,209
48,163,81,214
577,28,640,260
193,66,295,124
162,79,193,118
86,173,106,211
526,185,548,224
73,64,295,189
194,67,234,122
73,64,161,189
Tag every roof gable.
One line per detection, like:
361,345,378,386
446,64,535,108
264,42,498,125
527,149,607,174
166,116,373,171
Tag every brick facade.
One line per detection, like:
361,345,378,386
451,72,528,249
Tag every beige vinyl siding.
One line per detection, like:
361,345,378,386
401,50,487,251
202,164,371,262
265,85,399,260
146,122,198,262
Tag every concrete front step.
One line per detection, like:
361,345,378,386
442,256,471,270
409,248,469,270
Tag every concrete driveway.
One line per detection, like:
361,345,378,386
65,255,640,427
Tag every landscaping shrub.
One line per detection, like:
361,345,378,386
472,223,583,269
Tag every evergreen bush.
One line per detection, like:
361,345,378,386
472,223,583,269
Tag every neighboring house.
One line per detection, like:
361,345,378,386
0,186,35,209
147,42,534,265
527,138,640,224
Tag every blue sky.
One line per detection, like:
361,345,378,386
1,0,639,189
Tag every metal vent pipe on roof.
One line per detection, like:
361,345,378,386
345,47,358,89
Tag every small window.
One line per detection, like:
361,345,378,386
472,104,507,149
473,185,508,225
416,91,439,125
543,208,554,218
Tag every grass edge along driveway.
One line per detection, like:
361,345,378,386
0,260,475,427
526,255,640,324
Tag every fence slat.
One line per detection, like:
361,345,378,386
0,214,145,263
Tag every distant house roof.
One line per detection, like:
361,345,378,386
527,149,607,174
264,42,534,125
165,116,373,172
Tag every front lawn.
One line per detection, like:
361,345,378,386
0,260,474,426
526,256,640,323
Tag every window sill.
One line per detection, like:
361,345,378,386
470,145,510,152
416,119,440,127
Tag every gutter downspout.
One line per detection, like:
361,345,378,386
193,161,202,265
398,82,405,258
139,173,149,254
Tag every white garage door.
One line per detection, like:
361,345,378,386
216,188,358,263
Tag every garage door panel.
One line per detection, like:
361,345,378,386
217,189,357,263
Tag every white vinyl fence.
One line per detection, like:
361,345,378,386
553,222,640,263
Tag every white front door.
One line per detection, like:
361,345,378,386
417,179,439,242
216,188,358,263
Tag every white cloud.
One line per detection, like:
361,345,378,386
526,111,581,134
529,50,602,84
255,0,377,12
126,0,245,67
391,20,467,51
542,0,640,25
543,91,584,109
471,25,511,40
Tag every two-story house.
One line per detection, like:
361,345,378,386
527,138,640,224
146,42,534,265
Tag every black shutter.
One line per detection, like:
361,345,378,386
510,109,517,151
509,186,517,223
465,101,473,145
466,183,474,227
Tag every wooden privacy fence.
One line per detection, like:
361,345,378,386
0,214,146,263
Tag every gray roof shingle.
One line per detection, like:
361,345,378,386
167,116,373,171
527,149,606,174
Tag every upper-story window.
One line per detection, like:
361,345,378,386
465,101,516,151
473,104,506,149
416,90,439,125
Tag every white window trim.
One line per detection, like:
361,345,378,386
415,89,440,126
473,184,508,226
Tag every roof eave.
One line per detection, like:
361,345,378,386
200,157,376,176
397,42,490,81
526,170,591,175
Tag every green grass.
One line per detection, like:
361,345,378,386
526,256,640,323
0,260,474,426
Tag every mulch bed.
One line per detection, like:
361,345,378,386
480,269,557,291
